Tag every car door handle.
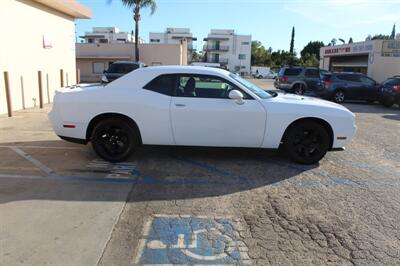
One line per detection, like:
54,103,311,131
175,104,186,107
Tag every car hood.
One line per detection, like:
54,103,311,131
272,92,350,111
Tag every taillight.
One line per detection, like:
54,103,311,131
393,85,400,91
324,80,333,86
280,76,288,83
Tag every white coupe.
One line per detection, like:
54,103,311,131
49,66,356,164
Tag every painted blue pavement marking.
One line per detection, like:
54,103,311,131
138,216,245,265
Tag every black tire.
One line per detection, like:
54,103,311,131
91,118,138,162
381,99,394,108
332,90,345,103
282,121,330,164
293,84,305,95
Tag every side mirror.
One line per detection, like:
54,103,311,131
228,90,245,105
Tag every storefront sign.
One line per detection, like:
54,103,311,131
324,46,351,55
382,40,400,57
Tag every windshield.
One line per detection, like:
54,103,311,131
229,73,272,99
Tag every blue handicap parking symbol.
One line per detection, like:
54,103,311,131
138,215,246,265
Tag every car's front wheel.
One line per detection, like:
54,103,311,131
282,121,330,164
91,118,138,162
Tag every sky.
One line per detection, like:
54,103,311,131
76,0,400,54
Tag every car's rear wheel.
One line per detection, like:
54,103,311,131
332,90,345,103
282,121,330,164
91,118,138,162
293,84,305,95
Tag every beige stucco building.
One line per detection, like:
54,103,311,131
0,0,91,115
320,40,400,82
76,42,188,82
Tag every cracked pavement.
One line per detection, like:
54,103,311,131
0,80,399,265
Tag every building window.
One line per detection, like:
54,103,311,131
241,42,250,45
241,66,246,69
93,62,105,74
116,38,126,42
99,39,108,43
238,54,246,60
88,38,94,43
150,39,160,43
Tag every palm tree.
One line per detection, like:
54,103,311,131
110,0,157,61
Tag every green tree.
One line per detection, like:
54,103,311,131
390,24,396,39
348,37,353,43
289,26,295,54
251,41,267,66
301,53,319,67
370,34,390,40
300,41,324,60
112,0,157,61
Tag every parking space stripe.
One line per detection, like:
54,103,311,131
0,145,82,150
9,147,55,175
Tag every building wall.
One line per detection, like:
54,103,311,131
76,43,188,82
0,0,77,114
319,40,400,82
205,30,251,74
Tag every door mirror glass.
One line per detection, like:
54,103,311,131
228,90,244,105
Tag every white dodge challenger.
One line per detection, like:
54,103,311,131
49,66,356,164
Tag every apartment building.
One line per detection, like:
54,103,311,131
149,28,197,61
80,27,143,44
204,29,251,75
0,0,91,116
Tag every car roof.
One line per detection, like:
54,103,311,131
133,65,232,77
112,61,143,65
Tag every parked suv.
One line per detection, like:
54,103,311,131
315,72,381,103
274,67,329,94
102,61,145,83
379,76,400,107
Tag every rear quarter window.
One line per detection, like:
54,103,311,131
143,74,176,96
383,78,400,86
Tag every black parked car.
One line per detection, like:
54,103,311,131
315,72,382,103
380,76,400,107
102,61,145,83
274,67,330,95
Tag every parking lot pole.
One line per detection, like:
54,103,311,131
60,69,64,87
3,71,12,117
38,71,43,109
76,69,80,84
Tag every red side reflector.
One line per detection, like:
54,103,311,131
63,124,76,128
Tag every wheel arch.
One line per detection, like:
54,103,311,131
280,117,334,150
290,81,308,90
86,112,142,144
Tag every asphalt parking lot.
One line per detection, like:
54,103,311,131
1,79,399,266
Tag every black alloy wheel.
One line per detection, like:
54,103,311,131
91,118,138,162
283,121,330,164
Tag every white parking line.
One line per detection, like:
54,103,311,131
0,145,82,150
9,147,55,175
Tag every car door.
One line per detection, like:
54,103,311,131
170,74,266,147
359,76,380,101
303,69,320,91
336,74,359,100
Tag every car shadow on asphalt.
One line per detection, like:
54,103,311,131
0,140,319,204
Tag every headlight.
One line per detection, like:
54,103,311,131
101,74,108,83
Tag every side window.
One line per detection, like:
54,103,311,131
359,76,375,86
143,74,176,96
305,69,320,78
284,68,302,76
175,74,251,99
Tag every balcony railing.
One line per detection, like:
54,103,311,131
207,58,229,64
203,45,229,51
